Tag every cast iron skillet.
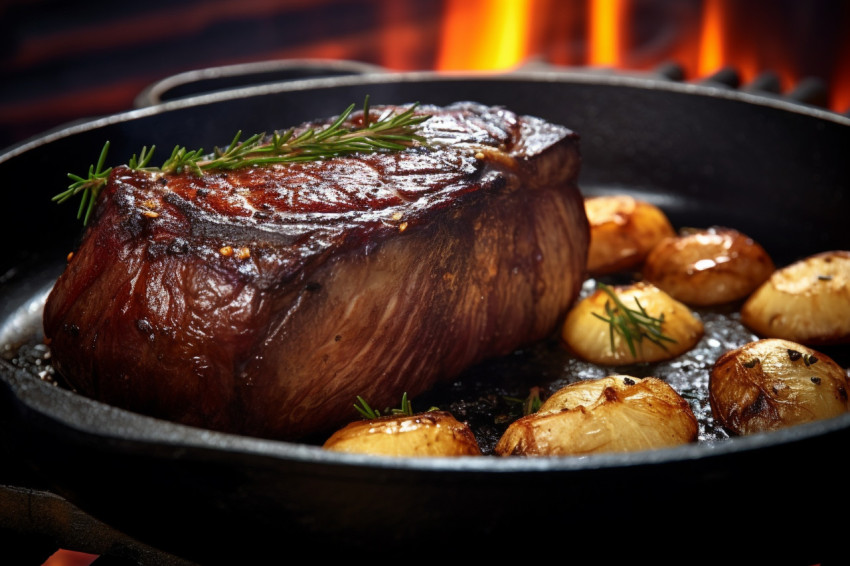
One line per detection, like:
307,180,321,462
1,71,849,564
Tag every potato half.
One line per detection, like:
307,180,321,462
322,410,482,457
561,282,704,365
740,250,850,345
584,195,675,276
642,226,775,306
495,375,698,456
709,338,849,436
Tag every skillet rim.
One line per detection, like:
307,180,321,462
4,68,850,162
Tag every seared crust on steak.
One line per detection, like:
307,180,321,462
43,102,589,441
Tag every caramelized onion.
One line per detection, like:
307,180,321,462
561,282,704,365
584,195,675,276
740,250,850,345
642,226,775,306
322,411,482,457
709,338,849,435
495,375,698,456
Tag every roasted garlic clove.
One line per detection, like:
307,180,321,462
561,282,704,365
322,410,482,457
740,250,850,345
642,226,775,306
584,194,675,276
709,338,849,436
495,375,698,456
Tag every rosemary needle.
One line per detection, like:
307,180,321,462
591,282,677,358
53,141,113,225
55,97,431,225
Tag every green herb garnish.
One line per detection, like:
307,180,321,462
503,386,544,418
54,97,430,225
56,141,113,225
591,282,676,357
354,396,382,419
354,392,437,419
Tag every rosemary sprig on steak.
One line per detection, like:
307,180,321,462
54,97,430,225
592,282,677,357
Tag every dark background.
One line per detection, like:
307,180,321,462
0,0,444,149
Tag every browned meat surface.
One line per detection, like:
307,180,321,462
42,102,589,441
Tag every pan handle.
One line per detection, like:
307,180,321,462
133,58,387,108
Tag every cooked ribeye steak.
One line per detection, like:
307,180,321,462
43,102,589,441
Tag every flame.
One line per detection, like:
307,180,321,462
436,0,532,71
697,0,724,77
435,0,849,113
588,0,624,67
695,0,786,89
832,21,850,112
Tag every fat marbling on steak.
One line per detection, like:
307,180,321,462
43,102,589,441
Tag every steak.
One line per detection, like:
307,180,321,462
42,102,589,441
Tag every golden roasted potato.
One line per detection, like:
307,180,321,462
322,410,482,457
561,282,704,365
741,250,850,345
495,375,698,456
709,338,849,435
584,194,675,276
642,226,775,306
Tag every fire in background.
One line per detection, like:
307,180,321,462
1,0,848,148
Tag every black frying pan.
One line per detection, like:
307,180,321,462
1,71,849,565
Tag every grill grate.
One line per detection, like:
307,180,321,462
516,58,838,113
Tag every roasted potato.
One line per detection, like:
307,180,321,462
584,194,675,276
495,375,698,456
740,250,850,345
709,338,849,435
642,226,775,306
322,410,482,457
561,282,704,365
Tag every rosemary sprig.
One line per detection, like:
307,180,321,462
56,97,430,224
354,392,438,419
390,392,415,417
591,282,676,358
522,386,543,415
52,141,113,225
354,396,383,419
503,386,543,417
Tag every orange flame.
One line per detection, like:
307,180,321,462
436,0,532,71
697,0,724,77
588,0,624,67
834,34,850,112
696,0,784,88
435,0,849,113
